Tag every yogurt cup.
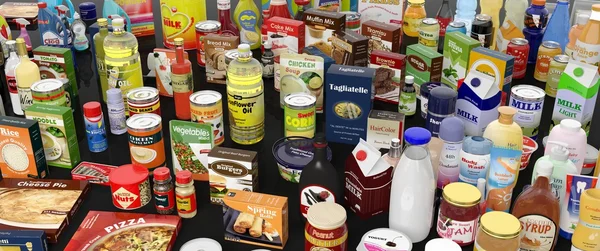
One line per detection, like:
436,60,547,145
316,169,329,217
521,136,538,170
272,137,332,183
357,228,412,251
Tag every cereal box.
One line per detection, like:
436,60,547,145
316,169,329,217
330,29,369,66
442,32,481,89
405,44,443,96
279,54,325,112
170,120,213,181
362,20,401,55
208,147,258,205
0,116,48,179
223,190,288,250
151,48,189,97
369,50,406,104
358,0,403,27
205,35,240,84
71,162,117,186
33,46,78,105
468,47,515,105
0,230,48,251
265,17,305,56
303,9,346,57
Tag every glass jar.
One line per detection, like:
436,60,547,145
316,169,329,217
175,170,197,218
305,202,348,251
436,182,481,246
152,167,175,215
403,0,426,37
474,211,521,251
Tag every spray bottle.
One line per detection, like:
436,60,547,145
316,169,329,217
38,2,69,47
42,0,76,24
14,19,32,52
56,5,73,46
102,0,132,33
71,12,89,51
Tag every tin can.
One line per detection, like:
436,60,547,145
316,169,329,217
471,14,493,48
510,85,545,139
190,90,224,146
224,49,240,71
446,21,466,34
342,12,361,33
31,79,67,107
162,0,207,50
60,78,73,110
534,41,562,82
109,164,151,210
127,87,161,116
507,38,530,79
195,21,222,66
419,18,440,49
127,114,166,170
546,54,569,97
274,55,281,92
284,93,317,138
305,202,348,251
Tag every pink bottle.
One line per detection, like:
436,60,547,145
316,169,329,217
545,119,587,174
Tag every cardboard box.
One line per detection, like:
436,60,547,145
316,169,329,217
71,162,117,186
303,9,346,57
369,50,406,103
208,147,258,205
0,116,48,179
468,47,515,105
266,17,305,56
362,20,401,55
113,1,154,37
0,230,48,251
0,2,39,30
33,46,78,105
279,54,325,111
205,35,240,84
330,29,369,66
25,104,80,169
405,44,443,96
442,32,481,89
151,48,189,97
65,211,181,251
456,66,502,136
358,0,403,27
325,64,376,144
367,110,405,149
302,45,335,87
170,120,213,181
552,60,600,134
262,0,359,15
223,190,288,250
0,179,89,243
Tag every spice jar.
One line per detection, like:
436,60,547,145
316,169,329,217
305,202,348,251
436,182,481,246
153,167,175,215
176,170,197,218
474,211,521,251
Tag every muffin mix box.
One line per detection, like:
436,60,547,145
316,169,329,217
0,116,48,179
205,35,240,84
0,178,90,243
330,29,369,66
223,190,288,250
326,64,376,145
406,44,443,96
65,211,181,251
303,9,346,58
208,147,258,205
362,20,401,55
265,17,305,56
0,230,48,251
369,50,406,104
33,46,78,103
170,120,213,181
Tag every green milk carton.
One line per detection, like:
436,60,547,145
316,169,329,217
33,46,78,108
551,60,600,133
405,44,443,97
25,104,81,169
442,32,481,89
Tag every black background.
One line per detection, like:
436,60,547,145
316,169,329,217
0,0,596,250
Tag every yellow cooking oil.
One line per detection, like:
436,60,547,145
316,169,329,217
226,44,264,145
103,18,143,115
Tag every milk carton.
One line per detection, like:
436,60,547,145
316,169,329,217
551,61,600,134
468,47,514,105
442,32,481,89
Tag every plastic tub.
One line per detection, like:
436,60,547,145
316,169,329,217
272,137,332,183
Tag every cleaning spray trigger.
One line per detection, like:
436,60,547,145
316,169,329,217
14,18,31,51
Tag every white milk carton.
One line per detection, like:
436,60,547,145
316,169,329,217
551,60,600,134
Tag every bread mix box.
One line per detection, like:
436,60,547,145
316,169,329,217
0,230,48,251
0,116,48,179
205,34,240,84
303,9,346,57
0,179,90,243
369,50,406,104
330,29,369,66
265,17,305,56
223,190,288,250
362,20,401,55
65,211,181,251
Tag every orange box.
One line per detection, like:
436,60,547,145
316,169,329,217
152,48,189,97
223,190,288,249
0,116,48,179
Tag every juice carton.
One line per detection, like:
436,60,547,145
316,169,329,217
151,48,189,97
468,47,515,105
551,60,600,134
405,44,443,96
442,32,481,89
495,20,525,53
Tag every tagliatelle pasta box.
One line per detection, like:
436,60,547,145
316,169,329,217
0,116,48,179
65,211,181,251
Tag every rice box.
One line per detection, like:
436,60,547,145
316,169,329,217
303,9,346,58
442,32,481,89
205,35,240,84
208,147,258,205
0,116,48,179
279,54,325,112
362,20,401,55
0,230,48,251
170,120,213,181
265,17,305,56
358,0,403,27
468,47,515,105
369,50,406,104
326,64,376,144
33,46,78,104
151,48,189,97
25,104,80,169
330,29,369,66
406,44,443,96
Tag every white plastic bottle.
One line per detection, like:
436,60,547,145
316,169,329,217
532,144,579,206
3,40,22,115
71,12,89,51
504,0,529,31
106,88,127,135
389,127,436,243
454,0,477,35
545,119,587,174
437,117,465,189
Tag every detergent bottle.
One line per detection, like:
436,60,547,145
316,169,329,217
14,18,31,52
38,2,69,47
42,0,75,24
102,0,132,33
56,5,73,47
71,12,89,51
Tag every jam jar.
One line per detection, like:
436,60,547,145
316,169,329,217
436,182,481,246
305,202,347,251
474,211,521,251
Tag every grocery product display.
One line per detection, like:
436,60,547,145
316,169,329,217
0,0,600,250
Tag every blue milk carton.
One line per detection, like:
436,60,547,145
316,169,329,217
326,65,376,144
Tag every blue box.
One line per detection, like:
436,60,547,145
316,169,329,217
326,65,375,144
0,230,48,251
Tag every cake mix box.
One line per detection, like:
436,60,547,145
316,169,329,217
362,20,401,55
405,44,443,96
0,230,48,251
358,0,403,27
468,47,515,105
330,29,369,66
442,32,481,89
265,17,305,56
369,50,406,104
65,211,181,251
205,35,240,84
303,9,346,57
0,116,48,179
152,48,189,97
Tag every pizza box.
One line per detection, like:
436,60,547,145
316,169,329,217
0,179,89,243
65,211,182,251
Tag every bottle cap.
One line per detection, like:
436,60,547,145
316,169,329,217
405,76,414,85
106,88,123,103
559,119,582,133
498,106,517,125
391,138,400,147
439,117,465,143
153,167,171,181
550,144,570,162
112,18,125,29
593,4,600,12
427,86,457,116
83,101,102,118
536,159,554,178
174,38,184,46
404,127,431,146
313,133,328,148
176,170,193,184
462,136,492,155
264,40,272,49
38,2,47,8
532,0,546,6
73,12,81,20
97,18,108,27
78,2,97,13
576,13,591,25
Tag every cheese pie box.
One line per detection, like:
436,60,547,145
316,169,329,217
65,211,181,251
369,50,406,104
0,179,89,243
0,230,48,251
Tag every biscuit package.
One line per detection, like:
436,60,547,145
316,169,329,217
330,29,369,66
205,34,240,84
369,50,406,104
303,9,346,57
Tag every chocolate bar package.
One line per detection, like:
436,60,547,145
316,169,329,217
330,29,369,66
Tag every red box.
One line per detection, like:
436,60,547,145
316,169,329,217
370,50,406,104
71,162,117,186
265,17,305,56
65,211,181,251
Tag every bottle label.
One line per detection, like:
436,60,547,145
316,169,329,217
403,17,423,35
398,92,416,114
572,42,600,71
171,73,193,93
437,209,478,244
227,89,265,127
518,215,557,251
426,113,453,137
418,29,439,48
437,142,462,188
84,115,108,152
6,75,17,94
41,31,67,46
17,87,32,110
459,151,490,185
176,193,197,213
108,105,127,134
437,17,452,36
486,147,522,212
262,55,274,77
106,61,144,112
237,10,260,47
154,190,175,210
300,185,336,218
524,13,547,29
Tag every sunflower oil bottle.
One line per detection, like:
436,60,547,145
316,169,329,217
226,44,265,145
103,18,143,115
94,18,109,102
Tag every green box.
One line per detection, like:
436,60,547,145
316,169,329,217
442,32,481,89
169,120,213,181
33,46,79,106
25,104,80,169
406,44,443,97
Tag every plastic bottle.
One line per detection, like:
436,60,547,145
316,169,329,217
234,0,262,50
542,0,570,52
504,0,528,32
454,0,477,35
459,136,492,186
14,19,31,51
38,2,69,47
268,0,292,19
565,14,590,58
56,5,73,46
4,41,22,116
175,170,197,218
218,0,240,36
398,76,416,116
102,0,132,33
43,0,76,23
0,12,11,54
404,0,427,37
437,117,465,189
171,38,193,120
479,0,503,49
106,88,127,135
78,2,97,27
94,18,109,102
572,4,600,73
523,0,549,64
72,12,89,51
389,127,436,243
262,40,275,78
295,0,311,21
532,144,579,207
83,101,108,152
545,119,587,174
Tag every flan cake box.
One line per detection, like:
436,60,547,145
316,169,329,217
326,64,376,145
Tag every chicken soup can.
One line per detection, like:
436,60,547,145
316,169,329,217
31,79,67,107
127,114,166,170
509,85,545,140
109,164,151,210
190,90,224,146
284,93,317,138
127,87,161,116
